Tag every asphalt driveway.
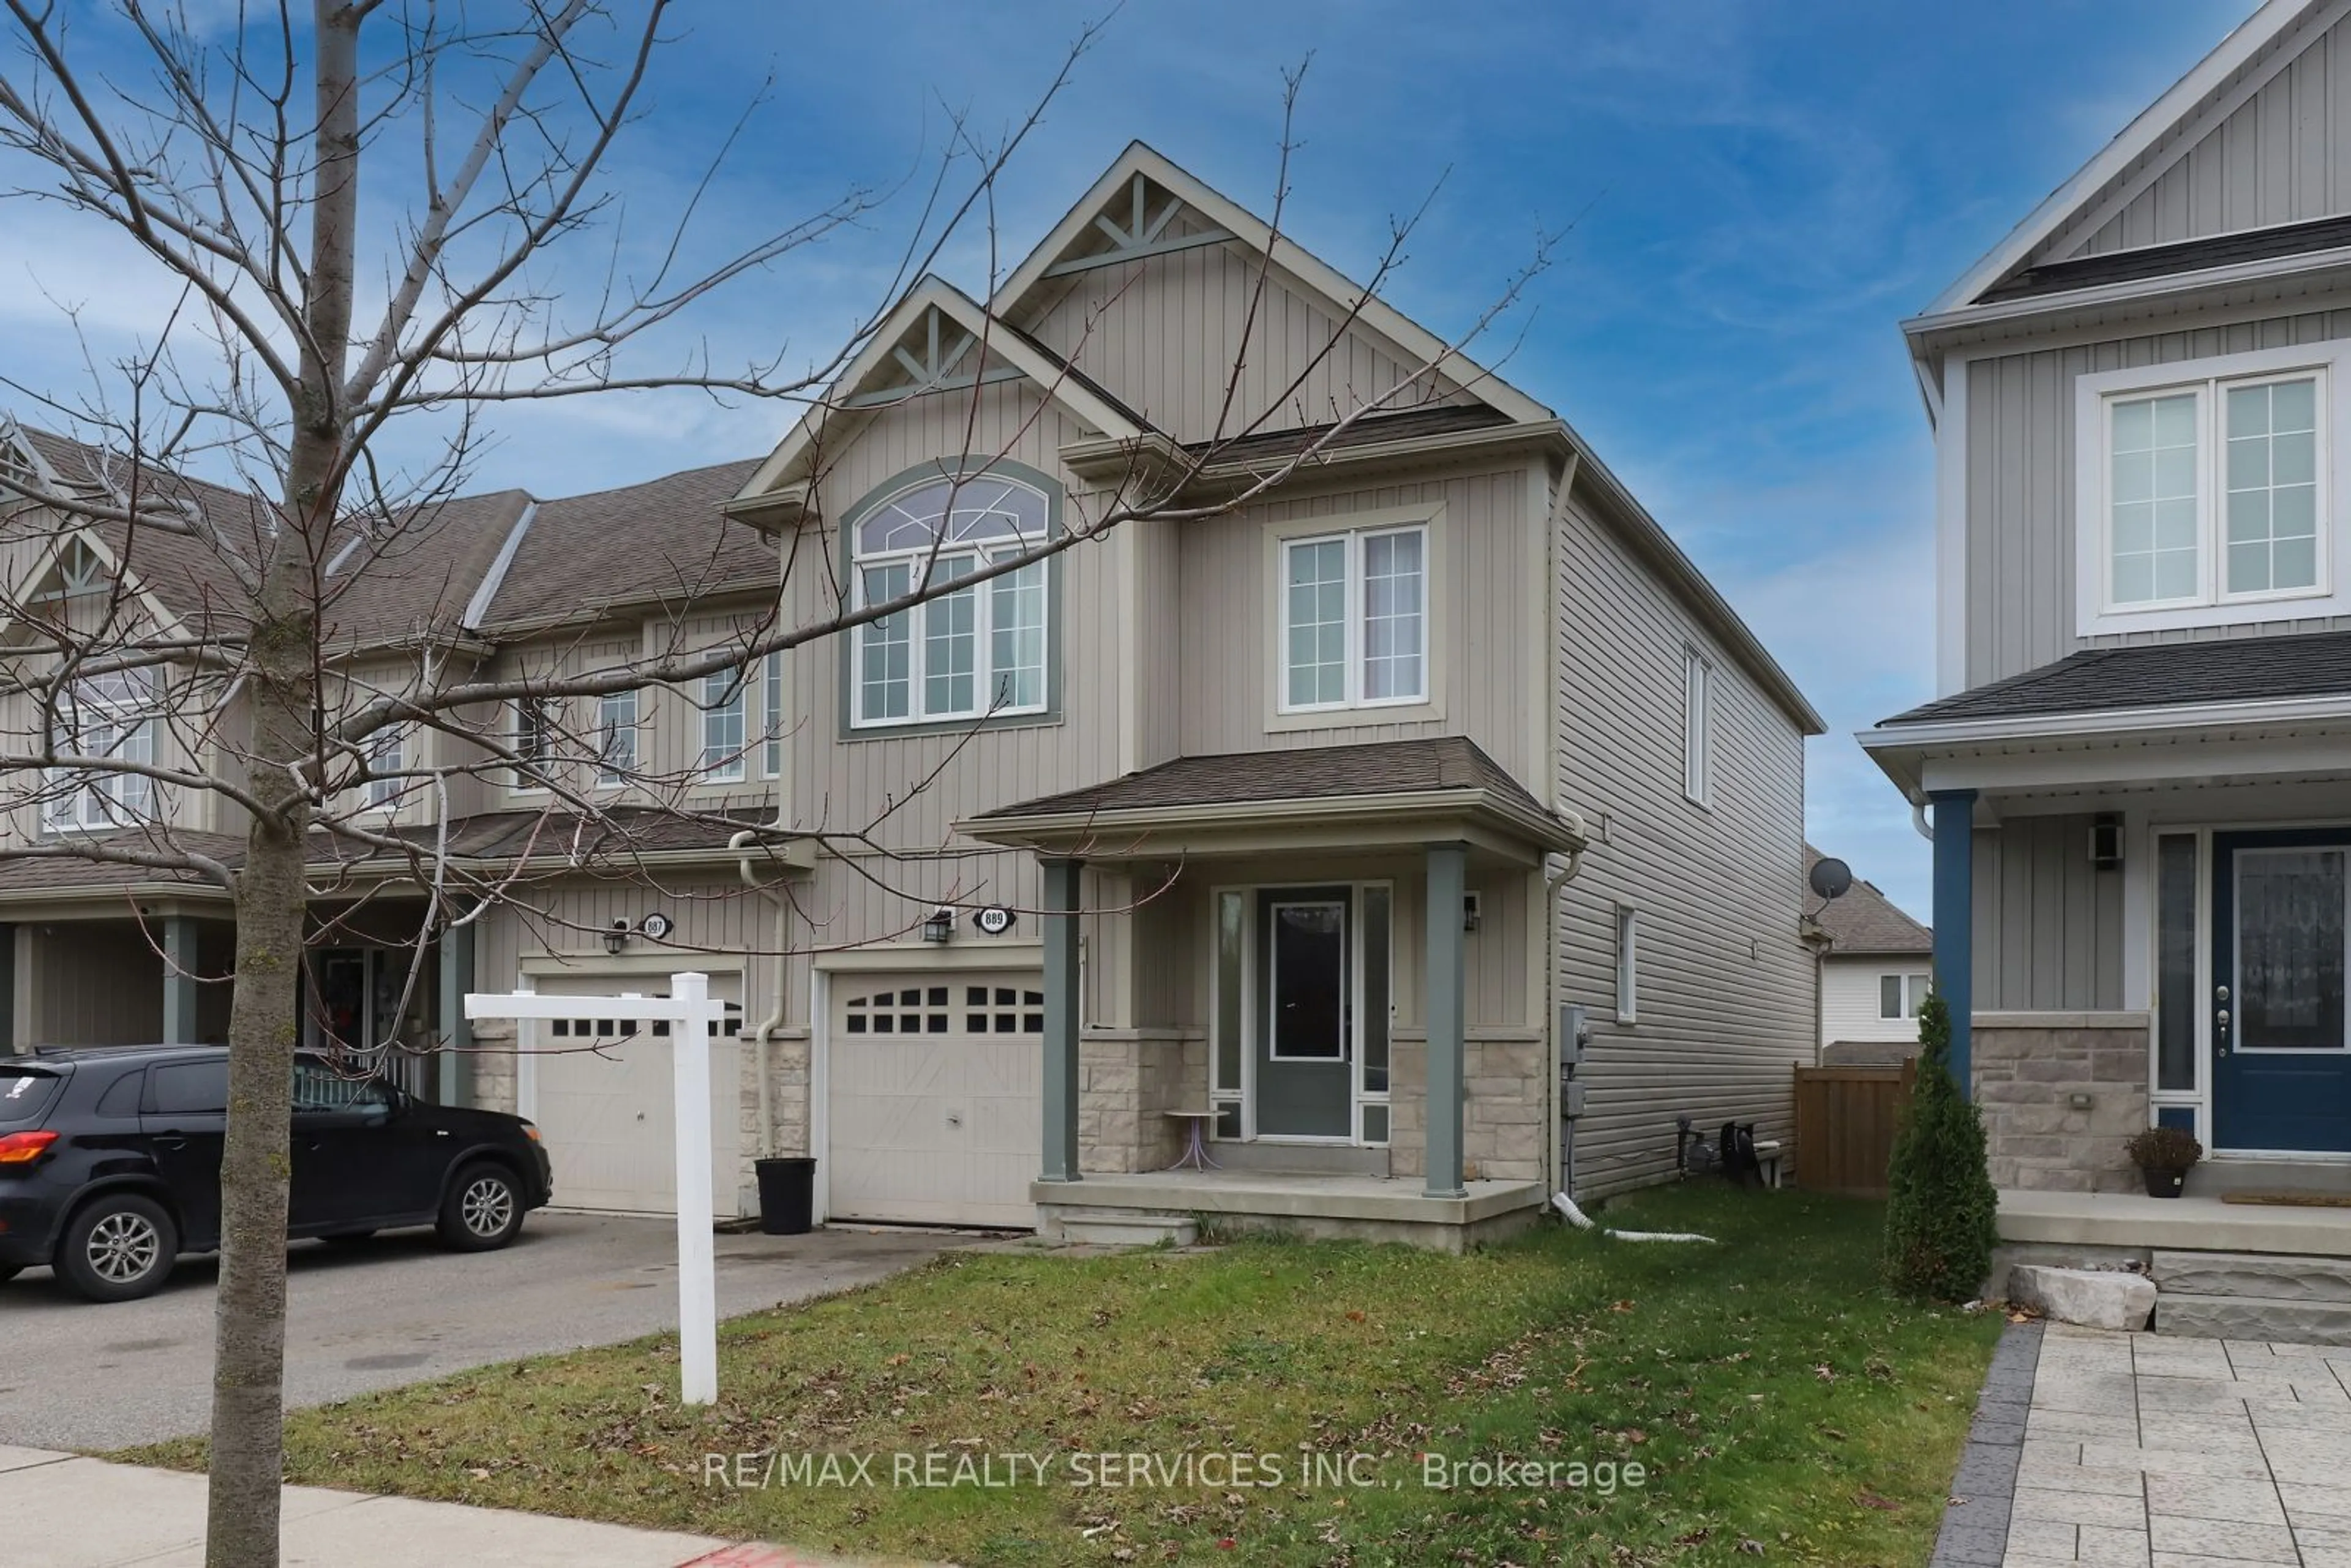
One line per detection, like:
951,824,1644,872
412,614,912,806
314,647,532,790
0,1213,986,1451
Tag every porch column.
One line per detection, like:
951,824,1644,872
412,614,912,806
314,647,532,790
1929,790,1976,1098
1040,857,1082,1184
1425,842,1468,1198
436,923,475,1107
161,915,198,1045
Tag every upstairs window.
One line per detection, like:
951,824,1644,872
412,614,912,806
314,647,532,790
2098,367,2326,614
850,473,1051,729
1280,524,1427,712
1878,973,1931,1021
511,696,557,789
701,670,746,781
762,651,784,777
1682,648,1712,807
366,726,406,809
46,669,157,830
596,689,638,786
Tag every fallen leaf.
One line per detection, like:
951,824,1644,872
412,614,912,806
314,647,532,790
1611,1300,1636,1313
1738,1539,1766,1556
1858,1489,1899,1511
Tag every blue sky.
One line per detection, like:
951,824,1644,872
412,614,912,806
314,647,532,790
0,1,2262,914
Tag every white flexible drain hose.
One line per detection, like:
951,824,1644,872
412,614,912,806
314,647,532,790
1552,1191,1715,1244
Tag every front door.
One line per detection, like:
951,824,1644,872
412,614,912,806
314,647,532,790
2213,830,2351,1153
1255,887,1352,1138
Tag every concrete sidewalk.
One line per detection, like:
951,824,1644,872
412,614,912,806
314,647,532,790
0,1444,844,1567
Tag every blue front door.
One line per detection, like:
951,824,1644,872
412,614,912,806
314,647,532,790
2213,829,2351,1153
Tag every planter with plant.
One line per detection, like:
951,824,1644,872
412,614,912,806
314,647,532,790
2124,1125,2203,1198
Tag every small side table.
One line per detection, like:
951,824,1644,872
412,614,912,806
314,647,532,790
1164,1109,1221,1171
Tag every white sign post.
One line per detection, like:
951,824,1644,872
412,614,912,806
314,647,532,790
465,970,726,1405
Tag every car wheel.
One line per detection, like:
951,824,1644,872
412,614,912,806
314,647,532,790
438,1163,523,1251
57,1194,178,1303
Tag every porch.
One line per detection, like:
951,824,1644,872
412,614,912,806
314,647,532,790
1030,1168,1548,1255
2000,1187,2351,1262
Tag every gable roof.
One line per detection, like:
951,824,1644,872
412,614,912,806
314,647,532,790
990,142,1553,429
1925,0,2331,317
1804,845,1932,955
974,735,1551,822
734,275,1152,504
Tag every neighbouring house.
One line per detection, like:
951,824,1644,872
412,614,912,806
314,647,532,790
1804,847,1933,1065
1864,0,2351,1202
2,141,1823,1249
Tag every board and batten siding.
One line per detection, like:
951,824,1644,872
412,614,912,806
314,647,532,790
1172,462,1541,787
1019,233,1469,445
1970,816,2124,1013
1821,958,1931,1049
2031,5,2351,266
1554,493,1811,1199
1962,300,2351,686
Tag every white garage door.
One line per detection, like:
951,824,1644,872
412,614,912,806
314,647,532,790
529,972,744,1218
827,973,1042,1228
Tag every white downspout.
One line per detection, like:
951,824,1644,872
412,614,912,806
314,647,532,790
1542,843,1587,1203
730,822,790,1161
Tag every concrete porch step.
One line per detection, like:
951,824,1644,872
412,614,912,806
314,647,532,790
1053,1212,1199,1247
2152,1249,2351,1303
2185,1159,2351,1199
2156,1291,2351,1346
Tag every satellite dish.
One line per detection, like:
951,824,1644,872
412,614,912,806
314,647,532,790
1808,857,1853,902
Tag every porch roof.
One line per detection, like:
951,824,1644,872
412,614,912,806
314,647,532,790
1882,629,2351,729
958,736,1584,863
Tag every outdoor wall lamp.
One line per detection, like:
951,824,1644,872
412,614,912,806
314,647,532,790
602,918,632,955
921,907,956,944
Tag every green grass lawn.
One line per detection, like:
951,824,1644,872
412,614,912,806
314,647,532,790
121,1187,2001,1566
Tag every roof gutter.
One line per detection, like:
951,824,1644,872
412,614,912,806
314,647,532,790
959,785,1588,855
1861,689,2351,751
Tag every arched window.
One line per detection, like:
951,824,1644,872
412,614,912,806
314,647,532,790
850,471,1050,727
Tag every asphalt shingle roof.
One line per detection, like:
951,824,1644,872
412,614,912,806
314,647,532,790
1804,844,1931,955
973,735,1552,822
1981,212,2351,304
1878,630,2351,727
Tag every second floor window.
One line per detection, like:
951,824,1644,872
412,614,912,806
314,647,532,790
763,651,784,777
852,473,1050,729
702,670,746,781
1682,648,1712,807
597,689,637,785
366,726,405,809
1879,973,1931,1020
511,696,556,787
47,669,157,829
1280,525,1427,712
2101,369,2325,612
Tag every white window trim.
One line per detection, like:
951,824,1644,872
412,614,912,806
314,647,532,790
1614,905,1639,1026
595,688,638,789
506,696,555,795
1879,970,1931,1021
761,650,784,779
1264,503,1443,730
2075,340,2351,637
365,726,405,811
1682,647,1713,808
847,478,1052,732
700,670,748,784
45,671,159,832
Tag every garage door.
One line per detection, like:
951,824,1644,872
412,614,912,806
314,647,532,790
826,973,1042,1228
529,972,744,1218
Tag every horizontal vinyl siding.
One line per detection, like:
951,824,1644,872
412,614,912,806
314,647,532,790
1821,959,1930,1048
1973,816,2124,1012
1556,495,1811,1199
1963,301,2351,686
2035,10,2351,264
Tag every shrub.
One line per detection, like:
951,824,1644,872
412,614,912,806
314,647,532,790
2123,1124,2203,1172
1881,990,2000,1302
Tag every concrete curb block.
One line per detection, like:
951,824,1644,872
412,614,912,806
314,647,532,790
1929,1318,2042,1568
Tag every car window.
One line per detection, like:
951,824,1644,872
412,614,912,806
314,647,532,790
146,1059,230,1116
0,1066,62,1128
92,1068,144,1119
291,1057,392,1113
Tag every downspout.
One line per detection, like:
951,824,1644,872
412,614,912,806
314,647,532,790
1913,798,1934,841
1542,843,1588,1204
730,817,791,1161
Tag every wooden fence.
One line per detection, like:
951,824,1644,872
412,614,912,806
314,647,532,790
1791,1060,1916,1199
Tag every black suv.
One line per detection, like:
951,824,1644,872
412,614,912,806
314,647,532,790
0,1045,553,1302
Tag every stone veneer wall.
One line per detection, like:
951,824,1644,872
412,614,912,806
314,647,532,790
1389,1035,1548,1184
1972,1011,2151,1194
1079,1032,1206,1172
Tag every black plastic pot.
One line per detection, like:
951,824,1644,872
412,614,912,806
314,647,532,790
755,1157,817,1234
2140,1166,2188,1199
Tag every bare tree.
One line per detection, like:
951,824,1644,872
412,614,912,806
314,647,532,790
0,6,1547,1564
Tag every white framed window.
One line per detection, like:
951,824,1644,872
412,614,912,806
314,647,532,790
700,670,747,782
509,696,556,790
2077,343,2350,636
1614,905,1639,1025
1278,524,1427,713
762,651,783,778
849,473,1051,729
1878,972,1931,1020
46,669,157,830
1682,647,1712,807
365,726,406,810
596,688,637,786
